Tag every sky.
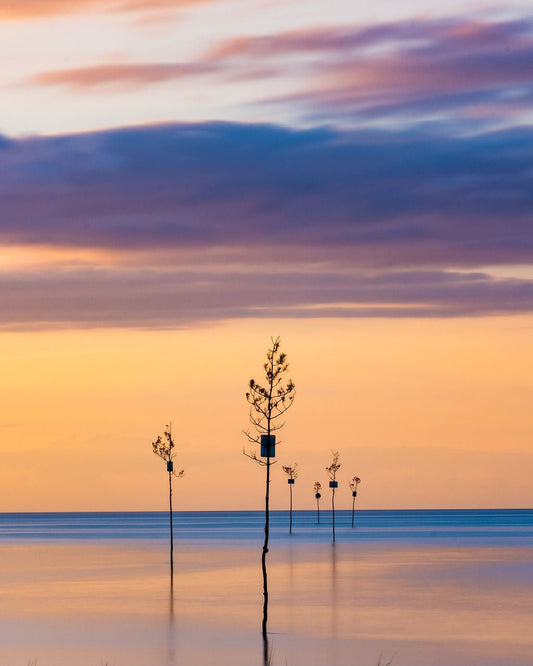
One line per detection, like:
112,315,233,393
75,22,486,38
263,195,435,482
0,0,532,511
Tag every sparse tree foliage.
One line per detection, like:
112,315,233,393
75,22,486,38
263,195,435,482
326,451,341,481
350,475,361,528
282,463,298,534
314,481,322,524
243,339,295,461
350,476,361,492
282,463,298,479
243,336,295,639
152,423,184,575
326,451,341,542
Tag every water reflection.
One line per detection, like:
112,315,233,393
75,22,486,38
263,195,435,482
287,541,295,638
329,543,339,665
167,572,177,666
262,633,271,666
0,539,531,666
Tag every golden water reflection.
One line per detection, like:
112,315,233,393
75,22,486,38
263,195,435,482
0,541,531,665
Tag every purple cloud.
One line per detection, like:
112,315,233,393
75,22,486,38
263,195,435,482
0,267,532,330
0,121,532,328
259,17,533,128
1,122,531,262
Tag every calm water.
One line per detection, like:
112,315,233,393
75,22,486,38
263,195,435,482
0,510,532,665
1,509,532,543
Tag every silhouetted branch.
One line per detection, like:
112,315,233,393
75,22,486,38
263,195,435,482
243,448,268,466
282,463,298,480
326,451,341,481
350,476,361,492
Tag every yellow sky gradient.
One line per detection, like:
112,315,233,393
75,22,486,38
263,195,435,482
1,316,531,511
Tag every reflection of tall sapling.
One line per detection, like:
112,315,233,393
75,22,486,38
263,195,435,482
350,476,361,528
326,451,341,543
243,337,295,640
314,481,322,524
152,423,184,575
282,463,298,534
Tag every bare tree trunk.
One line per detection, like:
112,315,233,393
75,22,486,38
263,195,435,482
351,495,356,528
332,486,336,543
262,457,270,638
168,469,174,575
317,497,320,524
289,483,293,534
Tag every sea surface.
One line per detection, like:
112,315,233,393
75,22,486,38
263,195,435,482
0,509,532,666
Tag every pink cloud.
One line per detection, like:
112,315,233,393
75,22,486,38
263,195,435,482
29,16,533,127
204,17,533,125
0,0,216,20
31,62,219,90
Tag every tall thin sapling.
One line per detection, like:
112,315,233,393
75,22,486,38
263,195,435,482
314,481,322,524
152,423,184,575
326,451,341,543
350,476,361,528
282,463,298,534
243,336,295,639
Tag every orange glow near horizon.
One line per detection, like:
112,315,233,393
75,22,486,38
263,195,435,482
1,316,531,512
0,244,117,270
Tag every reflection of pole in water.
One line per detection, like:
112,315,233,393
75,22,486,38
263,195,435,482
329,542,339,665
262,633,271,666
169,571,174,620
166,571,177,666
288,539,295,638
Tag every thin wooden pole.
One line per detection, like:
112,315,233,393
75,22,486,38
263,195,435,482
168,468,173,575
289,483,293,534
262,456,270,638
332,485,336,543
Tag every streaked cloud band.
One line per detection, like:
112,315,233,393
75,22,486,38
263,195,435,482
0,121,531,328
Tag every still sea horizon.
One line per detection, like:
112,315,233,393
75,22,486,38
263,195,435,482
1,509,532,665
0,508,532,544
